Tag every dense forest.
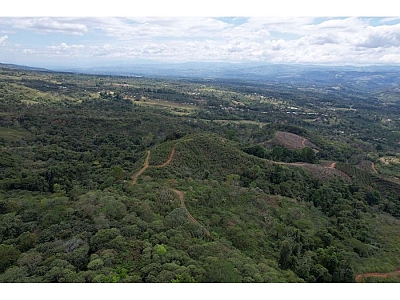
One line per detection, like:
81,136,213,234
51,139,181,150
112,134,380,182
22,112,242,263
1,64,400,283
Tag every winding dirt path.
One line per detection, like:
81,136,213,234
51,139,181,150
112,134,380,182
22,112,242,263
168,188,210,237
355,269,400,282
131,145,176,184
131,145,212,238
371,162,379,174
155,145,176,168
131,150,150,184
301,138,306,148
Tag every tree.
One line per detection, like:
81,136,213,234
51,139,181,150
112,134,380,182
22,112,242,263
204,258,242,283
17,231,37,252
300,147,317,163
365,190,381,206
278,240,296,270
0,266,29,283
112,165,124,181
90,228,121,252
87,258,104,271
17,251,43,275
0,244,21,273
171,273,196,283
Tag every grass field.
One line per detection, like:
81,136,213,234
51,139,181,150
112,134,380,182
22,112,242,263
130,98,199,115
0,126,32,142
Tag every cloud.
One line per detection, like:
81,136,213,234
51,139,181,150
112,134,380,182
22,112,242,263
6,18,88,35
22,48,36,54
379,52,400,63
0,35,8,44
47,42,85,50
356,24,400,48
4,17,400,65
83,17,233,40
44,42,86,57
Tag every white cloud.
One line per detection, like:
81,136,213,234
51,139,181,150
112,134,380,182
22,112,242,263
0,35,8,44
47,43,85,51
22,48,36,54
3,17,400,65
379,52,400,63
356,24,400,48
6,18,88,35
42,43,86,57
83,17,233,40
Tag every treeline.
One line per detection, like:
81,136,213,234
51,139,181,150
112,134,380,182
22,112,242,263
243,144,317,164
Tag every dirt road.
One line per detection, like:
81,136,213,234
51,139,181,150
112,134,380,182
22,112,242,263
355,269,400,282
131,150,150,184
371,162,378,174
132,145,176,184
301,138,306,147
168,188,211,237
155,145,176,168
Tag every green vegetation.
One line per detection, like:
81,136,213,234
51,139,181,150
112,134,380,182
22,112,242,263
1,64,400,283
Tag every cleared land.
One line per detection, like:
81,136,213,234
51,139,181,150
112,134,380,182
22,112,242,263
269,131,318,150
0,126,32,142
129,98,198,115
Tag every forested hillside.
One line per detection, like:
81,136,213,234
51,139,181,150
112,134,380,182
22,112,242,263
1,65,400,283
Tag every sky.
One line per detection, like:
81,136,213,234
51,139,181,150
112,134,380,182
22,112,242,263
1,1,400,68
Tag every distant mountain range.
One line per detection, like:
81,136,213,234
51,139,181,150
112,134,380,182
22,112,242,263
0,63,50,72
2,61,400,92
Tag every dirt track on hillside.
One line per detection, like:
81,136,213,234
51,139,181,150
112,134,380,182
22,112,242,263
131,145,211,237
301,138,306,147
132,145,176,184
155,145,176,168
168,188,210,237
371,162,378,174
355,269,400,282
132,150,150,184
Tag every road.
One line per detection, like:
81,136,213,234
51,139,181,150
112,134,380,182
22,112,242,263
131,145,176,184
131,145,211,237
355,269,400,282
131,150,150,184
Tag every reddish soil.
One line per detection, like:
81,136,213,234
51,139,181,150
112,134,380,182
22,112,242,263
131,144,212,238
154,144,176,168
131,145,176,184
355,270,400,282
131,150,150,184
301,138,306,148
168,188,210,237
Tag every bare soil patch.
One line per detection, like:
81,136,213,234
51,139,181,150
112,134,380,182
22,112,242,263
379,156,400,165
355,269,400,282
271,160,350,181
269,131,318,150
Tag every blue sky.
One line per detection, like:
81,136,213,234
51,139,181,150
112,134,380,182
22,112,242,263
1,2,400,67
